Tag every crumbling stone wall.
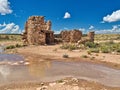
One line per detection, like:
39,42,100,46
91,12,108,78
88,31,95,42
60,29,82,43
77,31,95,45
60,30,95,44
22,16,54,45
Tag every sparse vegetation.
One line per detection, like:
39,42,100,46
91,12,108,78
85,42,98,48
87,50,92,55
89,48,99,53
60,43,78,51
63,54,69,58
6,45,16,49
81,55,88,58
95,34,120,41
0,34,22,41
90,56,95,60
5,44,26,49
60,40,120,54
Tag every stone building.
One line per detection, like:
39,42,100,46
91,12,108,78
60,29,82,43
22,16,54,45
87,31,95,42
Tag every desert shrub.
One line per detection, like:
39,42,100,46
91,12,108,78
100,46,110,53
81,55,88,58
60,44,78,51
6,45,16,49
63,54,69,58
90,56,95,60
68,44,78,51
89,48,99,53
15,43,22,48
116,47,120,53
60,44,69,49
85,42,98,48
87,50,92,55
57,80,63,83
95,53,99,56
99,42,120,53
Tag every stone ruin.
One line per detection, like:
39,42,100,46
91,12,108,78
77,31,95,44
60,30,95,44
22,15,95,45
22,16,54,45
60,29,82,43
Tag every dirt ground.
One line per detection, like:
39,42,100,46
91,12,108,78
1,43,120,90
17,44,120,69
0,77,120,90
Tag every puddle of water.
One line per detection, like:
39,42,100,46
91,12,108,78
0,45,5,54
0,61,120,87
0,54,24,64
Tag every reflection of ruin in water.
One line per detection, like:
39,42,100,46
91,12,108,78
0,60,120,87
28,61,51,77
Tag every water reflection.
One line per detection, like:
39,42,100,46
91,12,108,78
0,65,10,79
0,61,120,87
28,61,51,77
0,44,5,54
0,54,24,63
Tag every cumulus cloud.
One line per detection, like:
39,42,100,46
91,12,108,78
0,0,13,15
96,25,120,34
89,25,94,29
103,10,120,23
0,22,22,34
64,12,71,19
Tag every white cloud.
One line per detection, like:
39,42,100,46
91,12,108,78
64,12,71,19
0,0,13,15
64,27,69,30
0,22,22,34
79,28,86,34
95,25,120,34
89,25,94,29
112,25,118,31
103,10,120,23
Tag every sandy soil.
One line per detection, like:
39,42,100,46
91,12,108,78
1,43,120,90
17,44,120,69
0,77,120,90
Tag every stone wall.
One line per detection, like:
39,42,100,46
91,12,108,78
88,31,95,42
60,30,95,44
22,16,54,45
60,29,82,43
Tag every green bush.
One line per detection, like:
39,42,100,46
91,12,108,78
85,42,98,48
116,48,120,53
100,46,110,53
15,44,22,48
60,44,78,51
89,48,99,53
6,45,16,49
87,50,92,55
60,44,69,49
68,44,77,51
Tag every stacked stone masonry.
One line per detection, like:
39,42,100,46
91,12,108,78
22,16,54,45
60,30,95,43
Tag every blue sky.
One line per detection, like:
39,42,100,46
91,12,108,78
0,0,120,34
